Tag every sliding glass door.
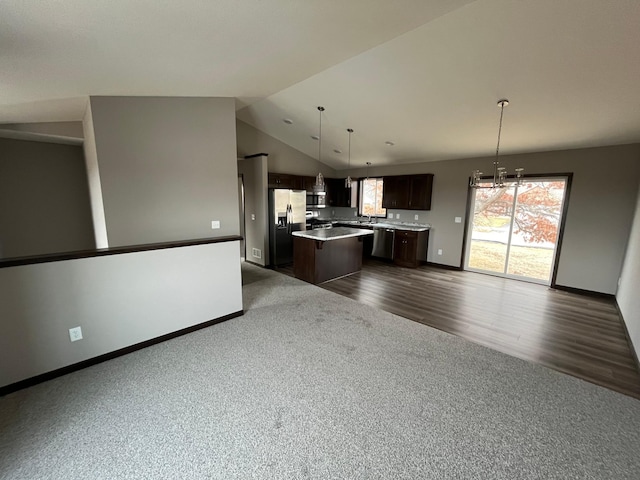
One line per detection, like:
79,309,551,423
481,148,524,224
465,177,568,284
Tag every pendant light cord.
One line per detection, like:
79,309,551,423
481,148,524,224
496,101,505,160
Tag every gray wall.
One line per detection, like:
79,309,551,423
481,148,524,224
0,137,95,258
89,96,239,246
0,121,84,139
237,155,269,266
0,241,242,388
347,143,640,294
237,119,336,177
617,180,640,355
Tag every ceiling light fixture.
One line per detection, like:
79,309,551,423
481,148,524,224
470,99,523,189
315,106,325,188
283,118,293,125
385,141,395,146
345,128,354,188
333,149,342,154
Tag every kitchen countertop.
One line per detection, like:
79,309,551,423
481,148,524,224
292,227,374,241
334,220,430,232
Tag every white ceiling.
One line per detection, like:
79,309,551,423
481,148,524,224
2,0,640,169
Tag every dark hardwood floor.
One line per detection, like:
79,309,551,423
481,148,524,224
277,259,640,398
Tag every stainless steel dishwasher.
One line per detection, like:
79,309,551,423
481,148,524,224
372,227,394,259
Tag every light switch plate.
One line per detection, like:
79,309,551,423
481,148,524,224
69,326,83,342
455,216,462,223
396,214,400,219
388,212,393,219
251,214,256,221
437,249,443,255
211,220,221,229
414,214,419,220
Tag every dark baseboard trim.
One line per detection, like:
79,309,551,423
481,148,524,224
552,284,615,300
615,300,640,375
244,153,269,159
425,261,463,271
0,310,244,397
243,259,265,268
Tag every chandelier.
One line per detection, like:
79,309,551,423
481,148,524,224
470,99,523,188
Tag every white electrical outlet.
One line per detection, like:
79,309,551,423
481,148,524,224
396,214,400,219
251,214,255,221
414,214,419,220
69,326,83,342
437,249,443,255
388,212,393,219
211,220,220,229
454,216,462,223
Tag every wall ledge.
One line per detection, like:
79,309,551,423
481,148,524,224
0,236,242,269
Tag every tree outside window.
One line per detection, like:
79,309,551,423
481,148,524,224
359,178,386,216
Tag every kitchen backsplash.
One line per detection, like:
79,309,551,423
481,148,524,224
310,206,431,226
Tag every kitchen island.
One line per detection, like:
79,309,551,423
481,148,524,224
292,227,373,284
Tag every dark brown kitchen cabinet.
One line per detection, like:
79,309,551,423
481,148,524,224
408,174,434,210
325,178,351,207
268,173,303,189
303,176,317,192
393,229,429,268
382,176,410,209
382,174,433,210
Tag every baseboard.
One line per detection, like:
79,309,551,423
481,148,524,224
425,261,463,271
243,259,265,268
552,284,615,299
615,300,640,375
0,310,244,397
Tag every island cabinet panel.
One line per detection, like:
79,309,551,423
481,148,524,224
293,236,363,284
393,229,429,267
382,174,433,210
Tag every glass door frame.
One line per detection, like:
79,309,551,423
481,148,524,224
462,173,573,287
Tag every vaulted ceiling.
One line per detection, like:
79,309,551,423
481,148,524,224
2,0,639,169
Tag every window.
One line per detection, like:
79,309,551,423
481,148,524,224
359,177,386,217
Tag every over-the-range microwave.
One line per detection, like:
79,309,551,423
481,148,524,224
306,190,326,208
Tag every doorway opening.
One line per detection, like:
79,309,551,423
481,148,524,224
238,174,245,260
464,176,569,285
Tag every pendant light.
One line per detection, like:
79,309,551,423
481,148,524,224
470,99,524,188
345,128,353,188
315,106,325,188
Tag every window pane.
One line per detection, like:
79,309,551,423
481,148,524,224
360,178,386,216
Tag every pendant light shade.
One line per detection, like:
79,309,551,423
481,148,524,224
345,128,353,188
315,106,325,188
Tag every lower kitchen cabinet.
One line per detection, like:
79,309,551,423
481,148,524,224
393,230,429,267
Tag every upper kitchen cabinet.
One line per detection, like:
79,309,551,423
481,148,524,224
382,176,410,209
383,174,433,210
302,176,317,192
325,178,351,207
408,174,434,210
268,173,303,190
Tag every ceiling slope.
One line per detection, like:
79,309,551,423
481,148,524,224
0,0,474,122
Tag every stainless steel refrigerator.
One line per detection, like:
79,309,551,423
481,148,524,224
269,189,306,266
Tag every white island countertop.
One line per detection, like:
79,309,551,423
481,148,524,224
292,227,374,242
